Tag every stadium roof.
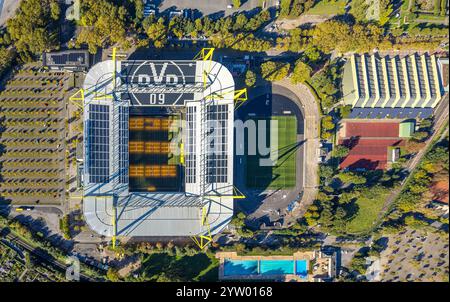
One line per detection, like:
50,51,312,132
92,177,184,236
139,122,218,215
82,58,235,238
342,53,444,112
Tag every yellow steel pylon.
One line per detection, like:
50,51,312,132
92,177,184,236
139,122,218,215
92,93,113,100
69,89,84,108
112,47,117,90
194,48,215,88
204,185,246,200
180,142,185,165
191,206,213,250
232,186,246,199
111,203,117,250
234,88,248,110
204,87,248,110
193,48,215,61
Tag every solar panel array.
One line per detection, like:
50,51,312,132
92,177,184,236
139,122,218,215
118,106,129,183
46,51,88,66
185,106,197,184
206,104,228,184
349,107,433,119
87,104,110,183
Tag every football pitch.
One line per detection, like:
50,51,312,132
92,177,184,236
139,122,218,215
246,116,297,190
128,115,182,192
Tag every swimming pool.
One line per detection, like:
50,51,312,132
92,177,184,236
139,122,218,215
223,259,309,277
223,260,258,276
260,260,294,275
295,260,308,278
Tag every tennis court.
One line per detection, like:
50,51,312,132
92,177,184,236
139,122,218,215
246,116,297,190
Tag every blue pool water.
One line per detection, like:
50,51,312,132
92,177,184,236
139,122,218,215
223,260,258,276
223,259,309,277
295,260,308,278
260,260,294,275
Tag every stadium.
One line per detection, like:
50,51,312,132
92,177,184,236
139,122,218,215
78,49,242,248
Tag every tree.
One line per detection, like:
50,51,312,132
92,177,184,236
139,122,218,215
318,202,334,229
378,0,393,26
280,0,292,16
321,116,335,131
106,268,121,282
350,0,369,22
338,191,360,204
0,47,15,79
60,215,71,240
50,1,60,20
76,0,127,54
304,45,321,63
232,0,242,8
338,105,352,119
146,17,168,48
261,61,290,82
291,59,312,84
412,131,429,142
333,206,348,232
245,70,257,87
7,0,61,57
334,145,350,158
319,164,334,180
337,171,367,185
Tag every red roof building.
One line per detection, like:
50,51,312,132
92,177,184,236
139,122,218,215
338,121,405,170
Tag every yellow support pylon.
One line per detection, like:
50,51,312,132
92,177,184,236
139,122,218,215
92,93,113,100
191,206,213,249
204,185,246,200
112,47,117,90
204,87,248,110
69,89,84,109
194,48,215,88
234,88,248,110
180,142,185,165
112,204,117,250
193,48,215,61
232,186,246,199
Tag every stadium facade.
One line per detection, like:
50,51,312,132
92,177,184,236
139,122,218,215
342,53,445,119
80,51,236,243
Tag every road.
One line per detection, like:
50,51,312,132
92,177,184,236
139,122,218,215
0,227,96,282
157,0,277,17
0,0,19,27
375,93,449,224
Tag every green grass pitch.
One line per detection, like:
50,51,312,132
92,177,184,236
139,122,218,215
246,116,297,190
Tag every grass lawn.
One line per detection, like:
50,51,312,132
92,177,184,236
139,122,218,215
345,190,390,234
246,116,297,190
140,252,219,282
307,0,347,15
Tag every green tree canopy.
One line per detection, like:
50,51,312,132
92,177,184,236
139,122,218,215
261,61,290,82
7,0,61,57
245,70,257,87
291,59,312,84
350,0,369,22
76,0,128,54
334,145,350,158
